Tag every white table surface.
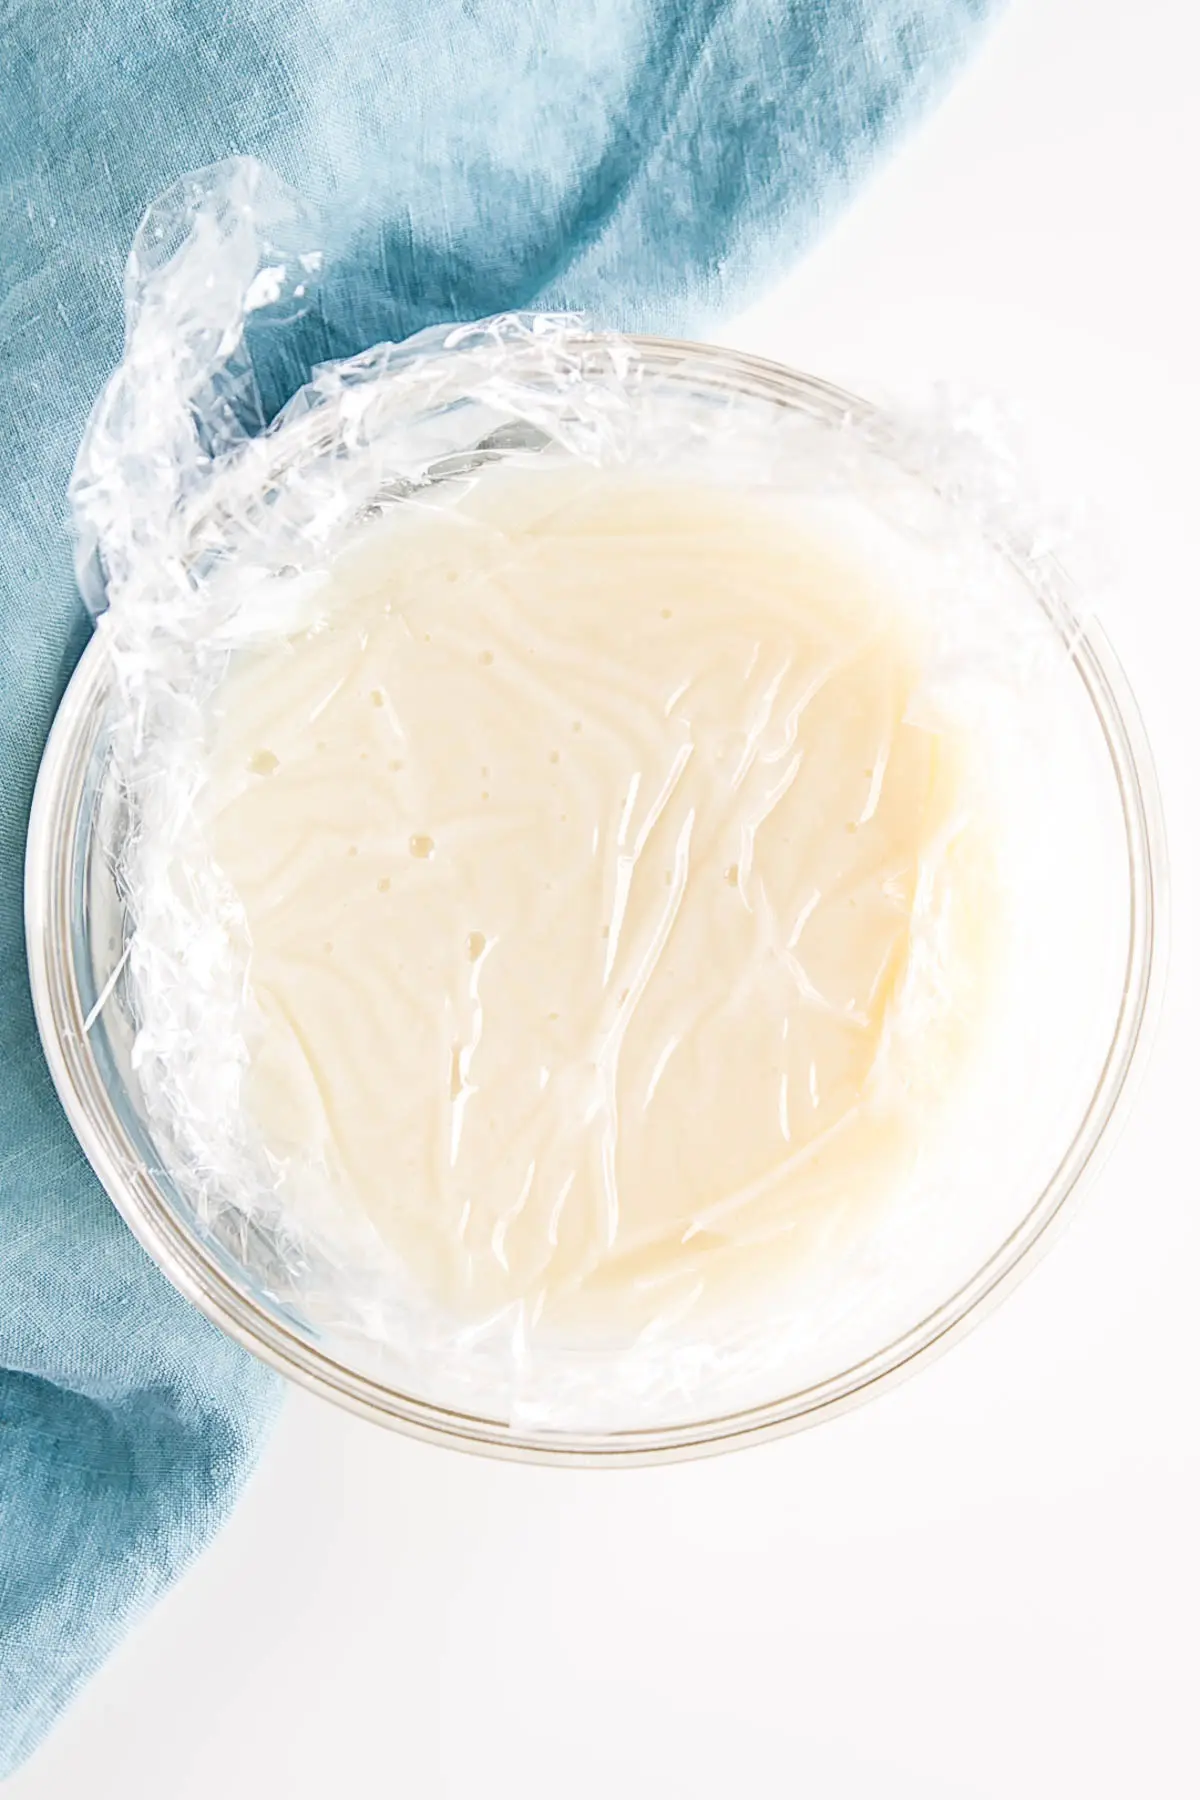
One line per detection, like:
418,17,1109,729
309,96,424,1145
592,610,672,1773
14,1,1200,1793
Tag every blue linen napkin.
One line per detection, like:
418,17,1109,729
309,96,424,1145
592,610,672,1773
1,0,996,1774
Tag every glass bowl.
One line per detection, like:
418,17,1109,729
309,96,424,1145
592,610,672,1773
25,339,1167,1463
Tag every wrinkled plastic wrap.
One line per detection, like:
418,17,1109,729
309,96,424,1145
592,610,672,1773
68,159,1128,1430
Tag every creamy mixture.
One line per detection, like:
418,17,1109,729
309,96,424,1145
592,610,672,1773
204,465,990,1329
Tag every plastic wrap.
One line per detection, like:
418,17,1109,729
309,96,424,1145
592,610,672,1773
68,159,1129,1431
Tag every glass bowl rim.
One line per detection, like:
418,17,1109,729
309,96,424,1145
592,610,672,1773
24,335,1169,1465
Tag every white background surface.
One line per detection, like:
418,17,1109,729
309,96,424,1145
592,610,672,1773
14,1,1200,1793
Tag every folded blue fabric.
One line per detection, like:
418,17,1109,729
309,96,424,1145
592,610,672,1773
0,0,995,1774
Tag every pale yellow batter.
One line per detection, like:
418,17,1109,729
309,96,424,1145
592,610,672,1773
204,464,986,1329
